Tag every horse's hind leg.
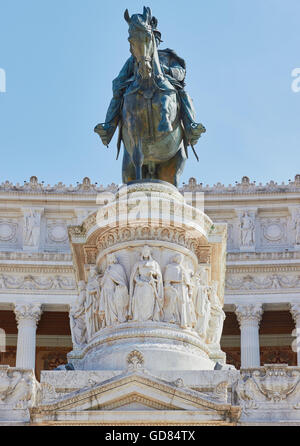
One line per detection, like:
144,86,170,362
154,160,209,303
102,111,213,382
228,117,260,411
122,150,136,184
132,140,144,180
157,146,187,187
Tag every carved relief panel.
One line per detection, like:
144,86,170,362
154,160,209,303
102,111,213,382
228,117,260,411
0,218,20,249
289,207,300,249
259,217,288,249
235,209,257,251
44,219,71,252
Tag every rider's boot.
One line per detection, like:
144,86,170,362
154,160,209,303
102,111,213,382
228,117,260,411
185,121,206,146
177,89,206,145
94,122,117,147
95,96,121,146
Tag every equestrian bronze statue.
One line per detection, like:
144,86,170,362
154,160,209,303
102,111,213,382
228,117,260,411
95,6,206,187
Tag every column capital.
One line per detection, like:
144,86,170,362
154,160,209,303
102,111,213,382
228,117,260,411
235,303,263,326
234,207,258,218
21,206,44,216
290,303,300,323
14,303,43,326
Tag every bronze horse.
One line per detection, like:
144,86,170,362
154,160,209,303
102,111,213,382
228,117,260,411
95,7,205,187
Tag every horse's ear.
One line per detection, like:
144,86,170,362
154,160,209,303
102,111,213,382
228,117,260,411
124,9,130,24
143,6,152,23
151,16,158,29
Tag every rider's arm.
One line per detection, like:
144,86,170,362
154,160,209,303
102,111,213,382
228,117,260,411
169,60,185,83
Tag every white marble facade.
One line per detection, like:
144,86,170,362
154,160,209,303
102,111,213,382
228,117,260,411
0,175,300,425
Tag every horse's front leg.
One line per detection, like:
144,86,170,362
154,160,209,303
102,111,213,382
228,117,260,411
158,92,174,133
132,140,144,180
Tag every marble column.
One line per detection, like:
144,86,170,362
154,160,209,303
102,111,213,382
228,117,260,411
235,303,263,368
290,303,300,366
14,303,42,369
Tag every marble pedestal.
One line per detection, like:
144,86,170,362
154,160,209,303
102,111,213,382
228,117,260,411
67,181,228,372
69,322,214,371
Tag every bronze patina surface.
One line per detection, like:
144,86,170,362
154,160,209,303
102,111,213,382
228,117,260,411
95,6,206,187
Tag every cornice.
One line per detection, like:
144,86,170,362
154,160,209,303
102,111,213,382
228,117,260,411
0,252,73,262
1,175,300,201
227,251,300,262
0,265,74,274
181,175,300,196
227,265,300,274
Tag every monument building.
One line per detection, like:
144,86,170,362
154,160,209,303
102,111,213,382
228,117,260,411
0,174,299,425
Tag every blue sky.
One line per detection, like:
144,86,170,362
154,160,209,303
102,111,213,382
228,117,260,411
0,0,299,187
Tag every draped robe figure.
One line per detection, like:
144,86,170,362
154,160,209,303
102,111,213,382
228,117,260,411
164,254,196,329
69,280,87,347
85,267,102,339
240,212,255,246
99,254,129,327
23,210,40,247
294,214,300,244
163,281,179,324
206,281,225,345
129,246,163,322
193,266,211,338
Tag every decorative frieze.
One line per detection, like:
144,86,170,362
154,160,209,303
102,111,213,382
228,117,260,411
94,225,212,266
0,274,76,291
226,273,300,292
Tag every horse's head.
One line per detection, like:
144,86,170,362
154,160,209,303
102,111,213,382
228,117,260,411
124,7,161,80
